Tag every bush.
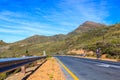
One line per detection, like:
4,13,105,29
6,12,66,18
0,73,7,80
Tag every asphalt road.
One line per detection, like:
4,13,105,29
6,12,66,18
56,56,120,80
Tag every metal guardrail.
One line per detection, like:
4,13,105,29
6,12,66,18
0,56,46,73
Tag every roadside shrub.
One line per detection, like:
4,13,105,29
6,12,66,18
0,73,7,80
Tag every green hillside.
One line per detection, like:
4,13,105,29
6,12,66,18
0,22,120,59
65,23,120,59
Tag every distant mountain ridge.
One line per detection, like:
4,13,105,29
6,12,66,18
0,21,120,59
17,21,105,43
1,21,106,44
69,21,106,34
17,34,66,44
0,40,7,45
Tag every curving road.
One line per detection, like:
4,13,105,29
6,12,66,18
56,56,120,80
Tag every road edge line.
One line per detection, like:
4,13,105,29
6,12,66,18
55,58,79,80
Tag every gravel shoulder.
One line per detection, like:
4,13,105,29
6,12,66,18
27,57,66,80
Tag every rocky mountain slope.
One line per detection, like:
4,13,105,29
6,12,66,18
69,21,105,34
16,34,66,44
0,40,7,45
0,21,120,59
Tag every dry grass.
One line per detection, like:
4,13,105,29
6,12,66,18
27,57,66,80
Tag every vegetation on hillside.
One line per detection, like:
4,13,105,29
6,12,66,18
65,24,120,59
0,22,120,80
0,22,120,59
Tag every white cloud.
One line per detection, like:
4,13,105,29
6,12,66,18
0,0,110,41
0,27,24,33
0,11,24,17
57,0,109,23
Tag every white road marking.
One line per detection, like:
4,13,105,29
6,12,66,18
96,63,120,68
75,58,120,69
73,56,120,69
97,63,110,67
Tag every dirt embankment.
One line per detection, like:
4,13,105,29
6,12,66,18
5,58,66,80
27,58,66,80
68,49,119,62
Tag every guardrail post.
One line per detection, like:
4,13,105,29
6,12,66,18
33,55,37,66
21,65,26,75
34,61,37,66
21,55,26,75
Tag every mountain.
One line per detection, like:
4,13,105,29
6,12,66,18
0,21,120,60
17,35,50,44
12,21,106,44
69,21,105,34
16,34,66,44
0,40,7,45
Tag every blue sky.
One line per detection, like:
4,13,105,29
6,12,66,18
0,0,120,43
